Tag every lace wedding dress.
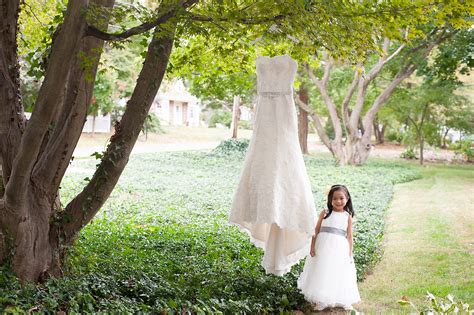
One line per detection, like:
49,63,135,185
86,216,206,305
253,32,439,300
229,55,316,276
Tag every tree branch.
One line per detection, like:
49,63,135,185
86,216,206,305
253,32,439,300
304,62,343,143
56,18,176,247
341,66,361,132
295,96,333,152
363,63,416,131
362,30,449,131
321,52,332,87
350,38,404,135
4,0,88,207
85,0,198,41
32,0,115,196
186,12,288,24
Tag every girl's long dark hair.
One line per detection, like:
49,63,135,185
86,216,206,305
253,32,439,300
325,184,354,219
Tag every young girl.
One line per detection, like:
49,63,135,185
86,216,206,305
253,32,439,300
297,184,361,311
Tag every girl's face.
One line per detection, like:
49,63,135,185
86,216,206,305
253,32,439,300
331,190,348,212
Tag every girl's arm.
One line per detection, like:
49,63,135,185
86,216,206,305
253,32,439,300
310,210,326,257
347,215,353,257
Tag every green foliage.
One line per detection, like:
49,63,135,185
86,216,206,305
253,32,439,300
452,138,474,162
398,292,471,314
386,130,404,144
208,111,232,128
90,69,115,116
400,148,418,160
142,113,165,135
238,120,253,130
0,151,420,313
210,138,250,157
388,79,471,157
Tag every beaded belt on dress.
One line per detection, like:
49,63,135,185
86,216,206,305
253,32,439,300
320,226,347,237
258,91,291,98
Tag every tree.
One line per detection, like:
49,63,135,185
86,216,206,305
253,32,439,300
171,34,256,137
296,27,469,165
392,80,471,164
1,0,456,282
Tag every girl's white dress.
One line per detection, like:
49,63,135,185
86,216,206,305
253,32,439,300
229,55,316,276
297,210,360,309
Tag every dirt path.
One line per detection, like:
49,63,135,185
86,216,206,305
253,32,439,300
357,165,474,313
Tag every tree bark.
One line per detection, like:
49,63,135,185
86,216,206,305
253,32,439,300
0,0,23,263
0,0,25,193
230,95,240,138
297,85,309,154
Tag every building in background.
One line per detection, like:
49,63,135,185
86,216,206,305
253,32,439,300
150,80,201,126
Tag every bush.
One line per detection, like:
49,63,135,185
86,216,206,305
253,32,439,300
142,113,165,135
208,111,232,128
210,138,250,157
398,292,471,314
400,148,417,160
452,138,474,162
238,120,253,130
386,131,404,143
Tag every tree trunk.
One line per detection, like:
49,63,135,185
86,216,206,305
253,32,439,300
230,95,240,138
298,86,309,154
92,114,96,136
419,136,424,165
442,128,449,148
0,0,116,282
380,124,386,144
373,118,385,144
49,19,177,277
340,135,372,166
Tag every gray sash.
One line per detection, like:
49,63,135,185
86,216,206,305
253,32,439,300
320,226,347,237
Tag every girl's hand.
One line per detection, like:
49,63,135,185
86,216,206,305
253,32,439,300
310,248,315,257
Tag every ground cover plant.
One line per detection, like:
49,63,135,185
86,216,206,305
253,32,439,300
0,143,420,313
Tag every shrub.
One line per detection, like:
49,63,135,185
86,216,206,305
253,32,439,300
208,111,232,128
238,120,253,130
400,148,417,159
452,138,474,162
142,113,165,135
210,138,250,157
386,131,404,143
398,292,471,314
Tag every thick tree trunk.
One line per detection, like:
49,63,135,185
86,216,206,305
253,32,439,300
230,95,240,138
0,0,25,191
0,0,116,282
298,86,309,154
0,0,28,267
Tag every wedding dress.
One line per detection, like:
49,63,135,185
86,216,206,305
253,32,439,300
229,55,316,276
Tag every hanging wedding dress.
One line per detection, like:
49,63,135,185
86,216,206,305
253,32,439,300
229,55,316,276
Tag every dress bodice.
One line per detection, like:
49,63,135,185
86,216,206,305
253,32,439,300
321,211,349,231
256,55,297,95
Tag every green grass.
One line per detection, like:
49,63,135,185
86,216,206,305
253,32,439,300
0,149,423,313
358,163,474,313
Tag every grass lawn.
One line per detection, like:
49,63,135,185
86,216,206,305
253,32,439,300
1,147,421,313
358,162,474,313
